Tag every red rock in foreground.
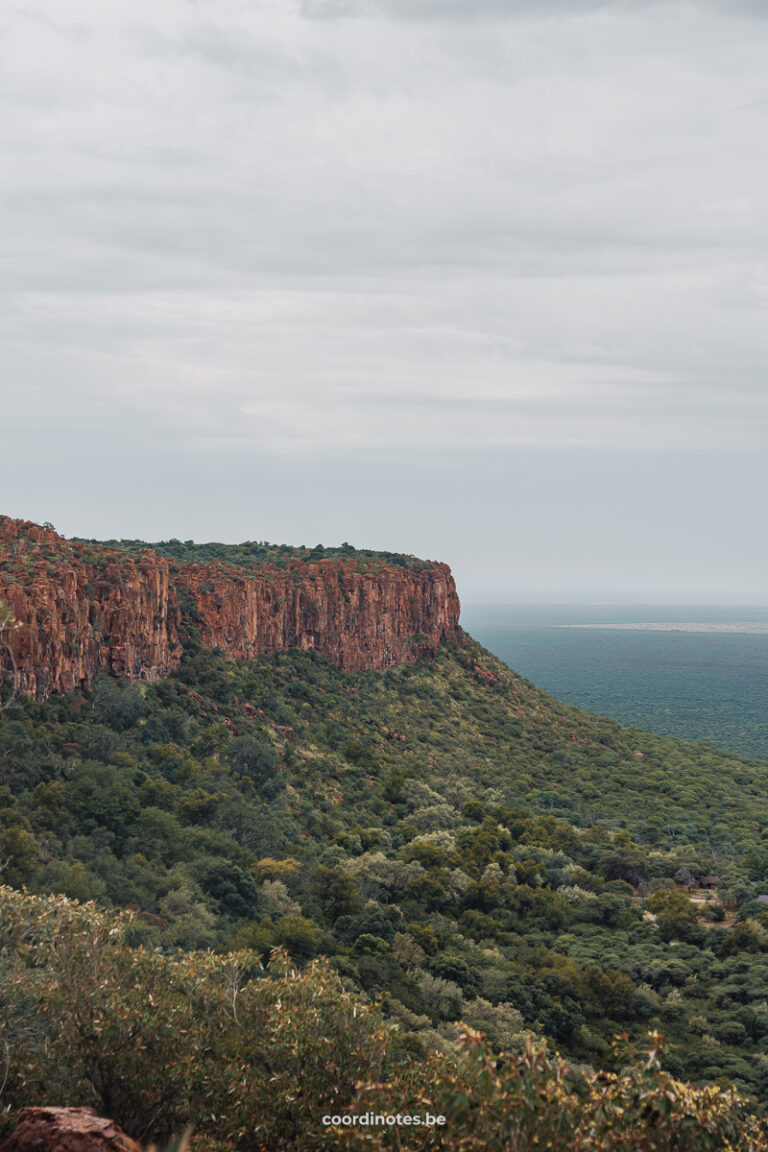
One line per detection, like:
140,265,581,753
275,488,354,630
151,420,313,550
0,1107,142,1152
0,517,461,699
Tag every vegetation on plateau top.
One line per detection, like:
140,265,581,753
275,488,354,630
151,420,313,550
74,535,437,572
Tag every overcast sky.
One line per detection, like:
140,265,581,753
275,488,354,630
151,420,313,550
2,0,767,600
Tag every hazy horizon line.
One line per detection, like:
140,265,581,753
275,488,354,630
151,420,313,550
459,588,768,607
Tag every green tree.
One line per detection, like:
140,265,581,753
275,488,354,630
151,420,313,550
645,888,699,942
0,826,39,888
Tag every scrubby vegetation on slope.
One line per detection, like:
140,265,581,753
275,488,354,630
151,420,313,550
3,632,768,1137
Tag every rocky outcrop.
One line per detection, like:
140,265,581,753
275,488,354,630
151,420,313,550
0,517,461,699
0,1107,142,1152
0,519,182,698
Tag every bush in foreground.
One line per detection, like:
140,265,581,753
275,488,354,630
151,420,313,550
0,887,384,1148
344,1029,767,1151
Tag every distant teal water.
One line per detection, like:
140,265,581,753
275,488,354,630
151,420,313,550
460,604,768,762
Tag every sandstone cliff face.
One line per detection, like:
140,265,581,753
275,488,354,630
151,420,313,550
0,518,461,699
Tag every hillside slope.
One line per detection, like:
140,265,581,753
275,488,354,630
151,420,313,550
3,633,768,1106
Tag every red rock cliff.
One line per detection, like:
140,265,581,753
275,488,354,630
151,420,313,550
0,517,461,699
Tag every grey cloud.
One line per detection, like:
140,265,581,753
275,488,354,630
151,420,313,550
301,0,372,18
302,0,768,20
2,0,768,592
133,23,302,84
707,0,768,15
302,0,621,21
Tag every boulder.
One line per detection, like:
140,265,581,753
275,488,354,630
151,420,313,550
0,1107,142,1152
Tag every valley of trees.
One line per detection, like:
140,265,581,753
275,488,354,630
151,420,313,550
3,623,768,1145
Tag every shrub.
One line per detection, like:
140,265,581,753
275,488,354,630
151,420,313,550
343,1030,768,1151
0,888,385,1149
